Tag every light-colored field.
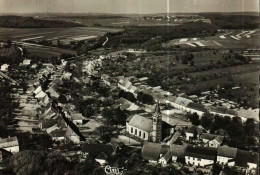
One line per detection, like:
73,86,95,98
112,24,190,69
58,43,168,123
164,29,259,49
0,27,121,41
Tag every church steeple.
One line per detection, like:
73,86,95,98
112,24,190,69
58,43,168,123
152,101,162,142
154,100,161,115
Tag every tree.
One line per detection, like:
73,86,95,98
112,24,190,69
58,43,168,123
188,113,200,126
113,108,127,125
94,125,116,143
58,94,68,103
82,106,94,118
201,114,213,130
0,119,8,138
102,108,114,125
118,91,137,103
5,150,46,175
137,92,154,104
244,118,257,136
212,163,222,175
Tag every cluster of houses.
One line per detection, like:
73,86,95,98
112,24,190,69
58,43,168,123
112,75,258,123
141,15,211,24
142,142,258,174
82,58,102,77
9,59,88,145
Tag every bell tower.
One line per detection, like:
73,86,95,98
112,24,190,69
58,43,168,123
152,101,162,142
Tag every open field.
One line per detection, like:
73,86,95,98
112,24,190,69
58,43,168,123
163,29,259,49
0,27,121,42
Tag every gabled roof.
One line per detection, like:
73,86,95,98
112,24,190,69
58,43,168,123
235,150,258,167
185,145,217,160
95,152,108,160
128,114,152,132
41,120,58,129
35,91,46,99
0,137,19,148
161,150,172,162
217,146,237,158
213,136,224,144
187,102,207,112
174,97,192,106
200,133,217,141
81,144,114,158
33,86,42,94
50,129,66,138
142,142,169,161
71,113,84,120
169,144,187,158
165,96,177,103
168,131,181,145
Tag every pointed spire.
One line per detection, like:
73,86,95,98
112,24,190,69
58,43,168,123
154,100,161,115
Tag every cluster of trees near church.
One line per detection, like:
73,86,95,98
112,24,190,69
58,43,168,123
187,113,258,151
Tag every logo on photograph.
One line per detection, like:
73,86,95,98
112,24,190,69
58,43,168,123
104,165,127,175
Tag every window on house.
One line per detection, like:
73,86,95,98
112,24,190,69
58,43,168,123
139,131,141,137
131,127,133,133
143,132,145,138
135,129,137,135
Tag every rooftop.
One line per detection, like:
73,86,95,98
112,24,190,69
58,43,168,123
128,114,152,132
0,137,19,149
217,146,237,158
142,142,169,161
185,145,217,160
235,150,258,167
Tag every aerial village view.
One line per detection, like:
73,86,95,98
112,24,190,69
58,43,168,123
0,0,259,175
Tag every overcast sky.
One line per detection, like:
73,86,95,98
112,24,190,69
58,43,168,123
0,0,258,14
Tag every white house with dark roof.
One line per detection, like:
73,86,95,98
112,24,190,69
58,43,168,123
141,142,169,163
0,136,19,153
159,144,187,165
200,133,224,148
186,102,207,117
235,149,258,173
172,97,192,111
185,145,217,167
216,146,237,166
50,129,67,141
81,143,114,164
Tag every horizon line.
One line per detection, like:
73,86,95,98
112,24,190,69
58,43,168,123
0,11,258,15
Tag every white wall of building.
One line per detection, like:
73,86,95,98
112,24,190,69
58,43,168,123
126,123,149,140
216,156,235,166
3,146,19,154
185,156,214,167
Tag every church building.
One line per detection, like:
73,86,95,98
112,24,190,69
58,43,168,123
126,101,164,142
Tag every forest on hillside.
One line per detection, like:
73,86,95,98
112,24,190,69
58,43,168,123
0,16,84,28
